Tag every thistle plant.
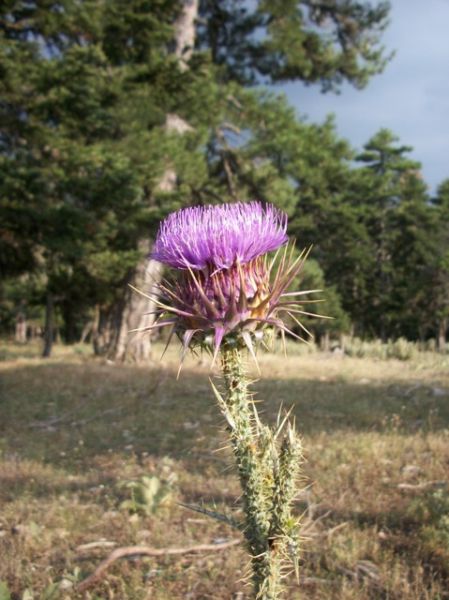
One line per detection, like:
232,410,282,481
140,202,322,599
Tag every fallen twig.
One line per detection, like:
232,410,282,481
75,538,241,593
324,521,348,538
69,406,122,427
397,480,447,492
298,576,336,587
28,406,120,430
76,540,117,552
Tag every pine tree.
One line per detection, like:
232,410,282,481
198,0,391,89
428,179,449,348
0,0,202,355
1,1,394,352
387,173,434,340
352,129,422,339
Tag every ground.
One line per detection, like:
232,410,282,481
1,341,449,599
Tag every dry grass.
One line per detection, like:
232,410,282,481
1,340,449,599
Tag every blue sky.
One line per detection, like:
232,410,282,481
278,0,449,194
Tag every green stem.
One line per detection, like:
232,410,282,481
220,345,283,599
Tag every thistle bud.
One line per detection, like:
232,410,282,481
146,201,319,362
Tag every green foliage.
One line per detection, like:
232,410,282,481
299,258,350,337
289,127,442,343
198,0,392,89
39,582,60,600
348,131,437,340
407,489,449,559
345,337,419,361
119,461,178,516
425,179,449,343
1,0,202,341
0,582,11,600
271,246,349,339
4,0,449,349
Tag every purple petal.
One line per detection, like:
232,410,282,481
152,201,288,270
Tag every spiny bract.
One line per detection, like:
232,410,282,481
135,201,323,365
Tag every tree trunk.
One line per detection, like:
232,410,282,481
93,304,116,356
42,292,54,358
61,301,80,344
98,0,198,362
114,242,163,362
438,317,447,352
173,0,198,68
80,321,93,344
29,323,39,341
321,330,330,352
15,308,27,343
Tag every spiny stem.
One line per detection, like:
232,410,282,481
219,344,302,599
221,346,272,549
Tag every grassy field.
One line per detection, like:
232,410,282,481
1,341,449,599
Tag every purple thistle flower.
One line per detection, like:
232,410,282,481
152,201,288,270
136,202,325,368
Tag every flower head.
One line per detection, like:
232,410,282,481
152,201,288,270
138,202,322,367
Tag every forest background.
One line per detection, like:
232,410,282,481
2,0,449,359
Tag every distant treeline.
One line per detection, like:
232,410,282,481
1,1,448,356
